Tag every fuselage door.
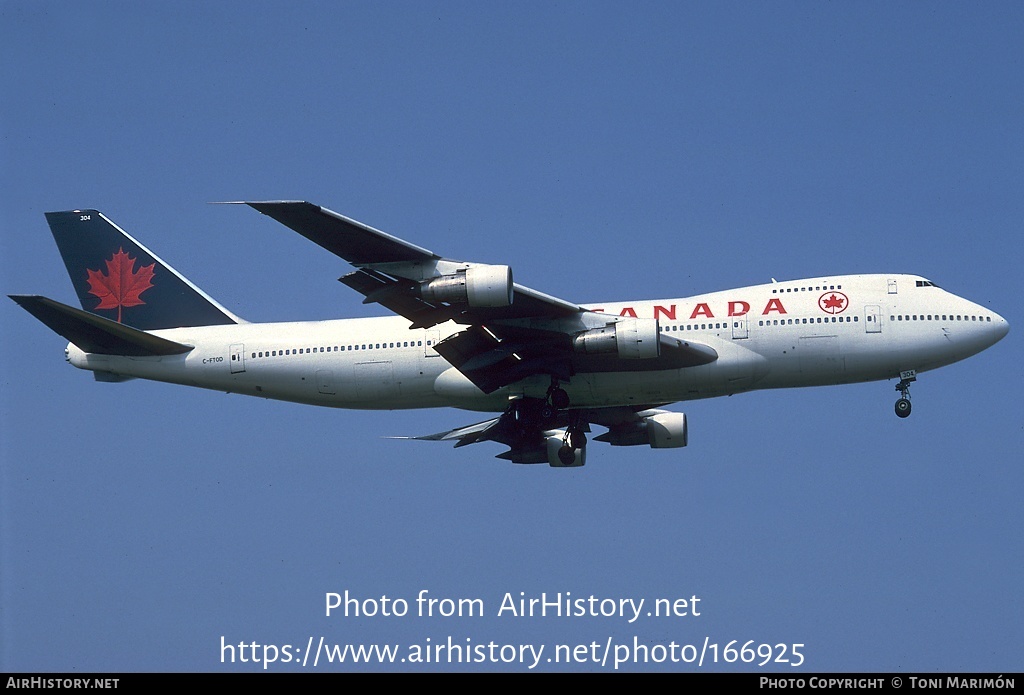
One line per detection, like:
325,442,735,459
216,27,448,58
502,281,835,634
316,369,335,395
425,330,440,357
865,305,881,333
229,343,246,373
732,316,748,339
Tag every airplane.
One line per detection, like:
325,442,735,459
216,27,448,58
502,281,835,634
10,202,1010,467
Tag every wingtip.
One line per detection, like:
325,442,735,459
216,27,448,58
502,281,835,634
209,200,313,208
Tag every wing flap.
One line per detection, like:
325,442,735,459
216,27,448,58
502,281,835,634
433,325,572,393
339,269,462,329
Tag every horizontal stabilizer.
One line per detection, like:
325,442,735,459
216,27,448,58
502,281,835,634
9,295,193,356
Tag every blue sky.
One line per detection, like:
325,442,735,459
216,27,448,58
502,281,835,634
2,1,1021,672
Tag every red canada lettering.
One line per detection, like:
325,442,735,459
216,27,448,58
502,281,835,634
690,303,714,319
728,301,750,317
762,298,787,315
619,307,638,318
654,305,676,320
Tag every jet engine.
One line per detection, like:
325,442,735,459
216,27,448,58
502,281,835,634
594,411,687,449
420,265,514,307
546,435,586,467
572,318,660,359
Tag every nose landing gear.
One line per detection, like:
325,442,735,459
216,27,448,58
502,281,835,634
894,370,916,418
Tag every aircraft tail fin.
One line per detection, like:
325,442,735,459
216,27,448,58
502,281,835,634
9,295,194,356
44,210,242,330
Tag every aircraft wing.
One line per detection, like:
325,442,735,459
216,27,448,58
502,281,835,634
403,404,686,463
243,201,583,327
391,415,501,448
245,200,439,265
243,201,717,394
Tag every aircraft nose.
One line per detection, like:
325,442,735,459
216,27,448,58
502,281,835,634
990,311,1010,343
950,301,1009,358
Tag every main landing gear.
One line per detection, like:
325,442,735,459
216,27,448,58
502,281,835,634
894,370,916,419
506,379,587,466
557,411,588,465
547,378,586,466
547,379,570,410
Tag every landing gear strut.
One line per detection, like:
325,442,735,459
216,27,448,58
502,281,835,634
539,378,570,422
556,429,587,465
558,410,587,464
894,370,916,419
548,378,586,465
565,409,587,449
537,378,567,420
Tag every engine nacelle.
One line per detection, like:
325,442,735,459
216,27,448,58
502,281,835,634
420,265,513,307
546,435,586,467
572,318,660,359
645,412,687,448
594,411,687,448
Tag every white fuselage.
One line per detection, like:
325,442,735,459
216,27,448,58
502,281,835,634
65,274,1009,413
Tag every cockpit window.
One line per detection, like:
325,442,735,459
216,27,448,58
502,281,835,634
915,280,940,288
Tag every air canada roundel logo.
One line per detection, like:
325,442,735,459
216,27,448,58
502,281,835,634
818,291,848,315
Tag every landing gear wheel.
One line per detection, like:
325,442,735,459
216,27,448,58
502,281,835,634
539,403,556,422
894,372,915,419
557,445,576,466
895,398,912,418
550,387,570,410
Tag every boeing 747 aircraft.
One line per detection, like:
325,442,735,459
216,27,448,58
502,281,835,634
10,202,1009,466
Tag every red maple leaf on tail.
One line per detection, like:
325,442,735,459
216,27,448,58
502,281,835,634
86,247,155,323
